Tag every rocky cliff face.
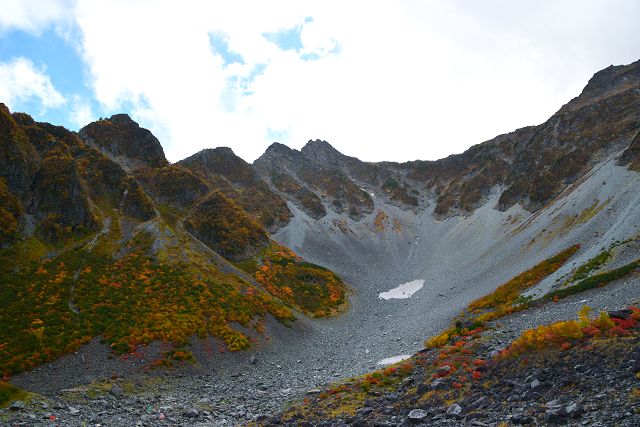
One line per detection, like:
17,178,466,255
618,129,640,171
1,58,637,263
403,59,640,217
179,147,292,231
254,141,379,221
0,105,155,244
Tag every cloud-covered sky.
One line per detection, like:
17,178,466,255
1,0,639,163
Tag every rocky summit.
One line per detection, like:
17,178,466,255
1,59,640,426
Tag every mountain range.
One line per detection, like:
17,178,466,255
1,59,640,426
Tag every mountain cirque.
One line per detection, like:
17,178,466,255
0,59,639,426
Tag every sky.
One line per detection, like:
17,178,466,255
1,1,639,164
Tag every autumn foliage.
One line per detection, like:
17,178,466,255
184,191,268,261
0,178,23,247
248,243,347,317
0,242,293,377
426,245,580,349
502,306,640,357
468,244,580,312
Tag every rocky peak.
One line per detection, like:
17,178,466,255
560,59,640,113
300,139,346,167
582,59,640,96
79,114,168,171
265,142,291,153
261,142,299,160
0,103,17,134
109,113,135,125
178,145,293,232
255,142,309,172
10,112,36,128
179,147,258,186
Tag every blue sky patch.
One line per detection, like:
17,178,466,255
0,29,85,96
221,63,267,110
262,16,313,52
0,29,99,128
300,52,320,62
299,40,341,62
208,32,244,67
266,127,289,142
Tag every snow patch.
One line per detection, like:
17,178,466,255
377,354,412,365
379,279,424,300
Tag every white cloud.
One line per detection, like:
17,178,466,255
0,57,66,110
0,0,74,34
6,0,640,163
68,94,93,127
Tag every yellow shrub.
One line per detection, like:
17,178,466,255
578,305,593,327
593,311,614,331
425,329,451,349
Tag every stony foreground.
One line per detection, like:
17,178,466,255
276,307,640,426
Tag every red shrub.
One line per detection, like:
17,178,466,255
472,359,487,367
582,325,600,337
383,367,397,376
612,317,636,330
399,362,413,374
609,325,631,336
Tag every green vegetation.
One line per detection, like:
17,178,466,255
283,360,414,421
286,303,640,424
575,199,611,225
425,240,640,352
469,245,580,312
184,191,268,261
0,382,26,407
136,165,209,208
570,249,612,282
561,199,612,233
0,104,351,381
546,259,640,301
237,242,348,317
33,146,97,242
563,237,637,285
0,178,23,247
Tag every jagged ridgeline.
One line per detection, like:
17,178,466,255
0,107,347,376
